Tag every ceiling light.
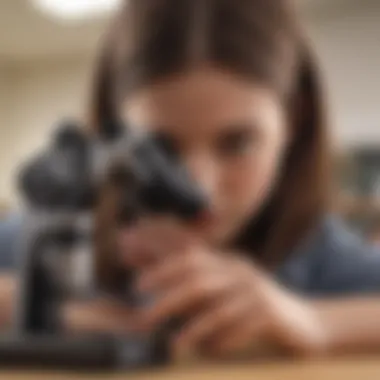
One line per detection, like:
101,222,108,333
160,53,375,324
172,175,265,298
32,0,122,21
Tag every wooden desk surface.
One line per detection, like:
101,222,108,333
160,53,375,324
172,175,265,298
1,357,380,380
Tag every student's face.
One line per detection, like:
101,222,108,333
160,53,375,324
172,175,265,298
124,67,289,246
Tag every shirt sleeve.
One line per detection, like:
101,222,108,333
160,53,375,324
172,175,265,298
0,214,22,271
310,218,380,295
278,216,380,296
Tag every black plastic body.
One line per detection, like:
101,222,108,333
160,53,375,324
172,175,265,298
0,333,171,371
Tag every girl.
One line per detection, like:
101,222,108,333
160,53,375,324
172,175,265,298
4,0,380,360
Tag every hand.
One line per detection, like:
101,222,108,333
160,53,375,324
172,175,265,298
63,297,141,335
0,275,140,335
119,218,328,359
0,274,17,330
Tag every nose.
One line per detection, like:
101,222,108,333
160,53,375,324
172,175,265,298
184,152,218,202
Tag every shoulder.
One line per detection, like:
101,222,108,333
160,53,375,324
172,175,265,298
277,215,380,295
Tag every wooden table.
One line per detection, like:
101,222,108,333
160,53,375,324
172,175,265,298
1,357,380,380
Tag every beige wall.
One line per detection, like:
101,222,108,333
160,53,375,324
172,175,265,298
0,66,12,134
0,58,93,205
306,1,380,147
0,67,14,205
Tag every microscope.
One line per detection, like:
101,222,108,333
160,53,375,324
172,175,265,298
0,119,206,371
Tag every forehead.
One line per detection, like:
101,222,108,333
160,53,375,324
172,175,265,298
123,67,281,137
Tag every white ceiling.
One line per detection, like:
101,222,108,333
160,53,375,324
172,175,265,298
0,0,353,65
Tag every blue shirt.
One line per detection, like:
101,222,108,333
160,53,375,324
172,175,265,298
1,214,380,296
0,213,23,270
277,216,380,295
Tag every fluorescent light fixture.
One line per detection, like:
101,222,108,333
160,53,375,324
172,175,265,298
32,0,122,21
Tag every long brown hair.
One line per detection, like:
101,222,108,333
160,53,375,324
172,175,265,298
90,0,331,284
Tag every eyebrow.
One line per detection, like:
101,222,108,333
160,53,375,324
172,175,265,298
216,121,259,136
216,127,255,146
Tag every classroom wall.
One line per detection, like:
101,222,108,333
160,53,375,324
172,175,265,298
0,70,5,129
0,67,12,134
0,59,93,205
0,67,14,204
306,0,380,147
0,1,379,206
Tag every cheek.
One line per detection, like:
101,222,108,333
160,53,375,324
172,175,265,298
222,147,285,212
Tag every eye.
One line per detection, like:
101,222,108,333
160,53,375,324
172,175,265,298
151,131,179,159
215,125,259,158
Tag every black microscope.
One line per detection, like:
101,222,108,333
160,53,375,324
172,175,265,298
0,119,206,371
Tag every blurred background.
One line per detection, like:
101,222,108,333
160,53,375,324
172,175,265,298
0,0,379,240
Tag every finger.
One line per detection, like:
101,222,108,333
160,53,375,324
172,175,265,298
137,246,218,293
0,275,16,329
207,312,268,357
119,221,180,267
138,256,188,293
174,295,257,353
118,227,167,267
63,298,141,334
142,273,241,328
119,218,194,267
138,217,195,252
